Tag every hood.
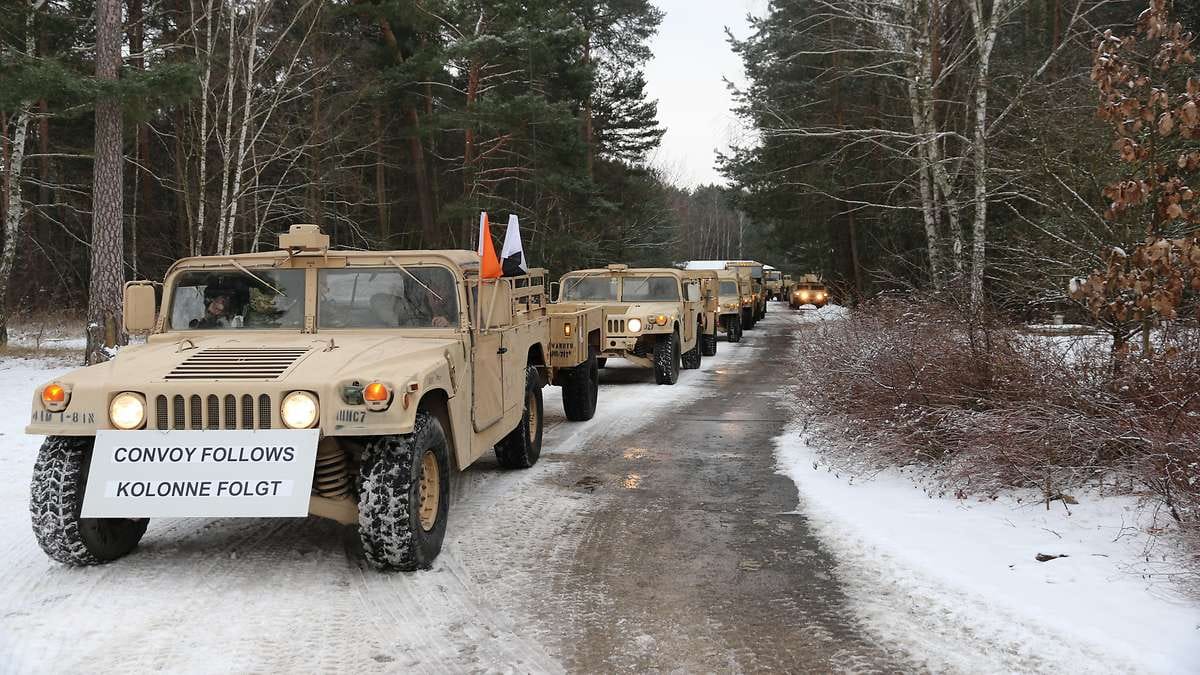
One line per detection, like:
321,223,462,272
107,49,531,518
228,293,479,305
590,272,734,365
56,332,462,391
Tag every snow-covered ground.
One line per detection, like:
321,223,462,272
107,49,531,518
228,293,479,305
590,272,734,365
0,334,756,672
772,306,1200,674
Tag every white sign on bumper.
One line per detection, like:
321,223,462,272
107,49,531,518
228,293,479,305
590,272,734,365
82,429,320,518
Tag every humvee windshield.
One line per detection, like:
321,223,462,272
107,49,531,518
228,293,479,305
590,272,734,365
766,271,782,282
621,276,680,302
170,269,305,330
719,281,738,297
562,276,618,301
318,267,459,328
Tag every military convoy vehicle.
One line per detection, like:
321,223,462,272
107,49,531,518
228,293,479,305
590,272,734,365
789,274,829,309
26,224,603,572
557,265,704,385
684,270,721,356
713,270,744,343
764,266,784,300
684,260,767,330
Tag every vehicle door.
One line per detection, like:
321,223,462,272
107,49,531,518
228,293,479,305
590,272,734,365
470,279,508,431
681,280,701,344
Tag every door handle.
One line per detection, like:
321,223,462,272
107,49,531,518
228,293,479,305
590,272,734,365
497,347,508,355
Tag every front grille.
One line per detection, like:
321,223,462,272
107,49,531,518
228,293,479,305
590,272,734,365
154,393,274,430
606,318,626,334
165,348,309,380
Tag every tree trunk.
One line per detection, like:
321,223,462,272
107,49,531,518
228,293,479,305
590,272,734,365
904,0,946,290
193,0,217,256
374,107,390,241
0,2,45,345
966,0,1005,310
86,0,126,364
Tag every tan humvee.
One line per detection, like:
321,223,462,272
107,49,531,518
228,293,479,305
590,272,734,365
556,265,704,384
789,273,829,309
764,265,784,301
26,224,602,572
713,270,744,343
688,260,767,329
684,270,721,357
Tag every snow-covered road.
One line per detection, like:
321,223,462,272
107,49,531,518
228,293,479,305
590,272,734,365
1,306,1196,673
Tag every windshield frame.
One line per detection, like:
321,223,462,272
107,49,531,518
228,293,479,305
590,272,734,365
317,264,464,331
165,266,307,332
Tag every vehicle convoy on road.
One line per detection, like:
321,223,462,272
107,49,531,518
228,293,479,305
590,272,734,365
789,274,829,309
764,266,784,300
557,265,704,385
686,260,767,329
25,224,604,571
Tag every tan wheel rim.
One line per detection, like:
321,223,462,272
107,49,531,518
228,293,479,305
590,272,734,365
527,390,538,441
418,450,440,532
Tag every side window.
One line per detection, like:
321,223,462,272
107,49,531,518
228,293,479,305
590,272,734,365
685,282,698,301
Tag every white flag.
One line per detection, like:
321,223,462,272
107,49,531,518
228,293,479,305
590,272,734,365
500,214,528,275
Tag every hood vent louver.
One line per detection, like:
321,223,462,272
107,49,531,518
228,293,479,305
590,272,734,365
165,348,310,381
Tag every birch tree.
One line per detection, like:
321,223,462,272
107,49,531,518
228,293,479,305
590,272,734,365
0,0,47,345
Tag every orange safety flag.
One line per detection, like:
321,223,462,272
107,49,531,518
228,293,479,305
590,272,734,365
477,212,502,279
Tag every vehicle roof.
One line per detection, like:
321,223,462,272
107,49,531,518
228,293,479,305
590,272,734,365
684,260,764,270
167,249,484,275
564,267,689,278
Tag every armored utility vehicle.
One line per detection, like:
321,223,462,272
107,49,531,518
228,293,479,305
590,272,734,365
556,265,703,384
684,270,721,357
789,274,829,309
764,266,784,301
27,225,603,571
713,270,744,342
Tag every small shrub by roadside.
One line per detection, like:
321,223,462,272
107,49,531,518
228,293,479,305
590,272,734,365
792,297,1200,565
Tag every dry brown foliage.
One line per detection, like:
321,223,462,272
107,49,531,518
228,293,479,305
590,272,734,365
795,298,1200,535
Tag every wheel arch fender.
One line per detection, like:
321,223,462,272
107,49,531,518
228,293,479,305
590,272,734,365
416,388,461,471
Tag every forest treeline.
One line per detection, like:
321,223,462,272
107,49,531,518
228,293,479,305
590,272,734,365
725,0,1200,313
0,0,748,338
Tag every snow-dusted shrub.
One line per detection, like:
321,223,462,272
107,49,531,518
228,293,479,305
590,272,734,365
795,297,1200,532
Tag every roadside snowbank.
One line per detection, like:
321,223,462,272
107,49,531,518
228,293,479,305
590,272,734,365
774,425,1200,674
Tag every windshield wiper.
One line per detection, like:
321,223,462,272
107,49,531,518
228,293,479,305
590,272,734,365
229,259,287,298
386,257,444,302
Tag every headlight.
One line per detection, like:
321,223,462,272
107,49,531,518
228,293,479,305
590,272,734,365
654,314,669,326
627,318,643,333
42,383,69,412
281,391,319,429
109,392,146,430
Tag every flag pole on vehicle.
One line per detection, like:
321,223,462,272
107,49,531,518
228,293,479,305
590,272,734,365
477,212,502,279
500,214,528,276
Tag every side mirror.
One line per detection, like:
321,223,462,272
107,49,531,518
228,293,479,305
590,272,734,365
549,281,560,302
123,281,157,333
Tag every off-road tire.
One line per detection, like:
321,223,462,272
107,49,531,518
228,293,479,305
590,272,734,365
496,365,544,468
561,349,599,421
358,413,451,571
654,331,681,385
700,325,718,356
742,307,756,330
597,357,607,369
681,334,702,369
30,436,149,566
727,315,743,343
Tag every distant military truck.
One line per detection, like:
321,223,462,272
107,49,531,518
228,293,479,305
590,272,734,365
764,266,784,300
714,270,744,342
684,269,721,356
557,265,704,384
26,224,602,572
789,274,829,309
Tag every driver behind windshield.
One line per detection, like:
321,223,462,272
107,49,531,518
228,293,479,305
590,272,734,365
190,289,238,329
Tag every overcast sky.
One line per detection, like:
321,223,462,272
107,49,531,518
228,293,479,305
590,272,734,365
644,0,767,188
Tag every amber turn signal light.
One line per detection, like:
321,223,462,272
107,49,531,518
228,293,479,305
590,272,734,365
364,382,392,412
42,384,68,412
